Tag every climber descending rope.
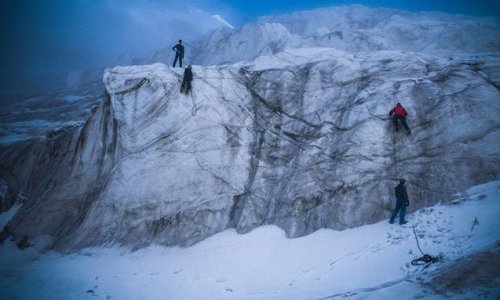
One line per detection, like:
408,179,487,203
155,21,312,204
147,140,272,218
387,100,412,180
389,102,411,135
181,65,193,94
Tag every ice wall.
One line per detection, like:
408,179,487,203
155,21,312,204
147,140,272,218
1,49,499,250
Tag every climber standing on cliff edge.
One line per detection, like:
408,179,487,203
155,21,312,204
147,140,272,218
389,178,410,225
389,102,411,135
172,39,184,68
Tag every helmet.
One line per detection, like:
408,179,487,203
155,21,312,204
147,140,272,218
399,178,406,184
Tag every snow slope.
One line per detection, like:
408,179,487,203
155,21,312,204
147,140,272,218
1,181,498,300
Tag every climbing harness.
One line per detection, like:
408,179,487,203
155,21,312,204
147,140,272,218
410,225,441,268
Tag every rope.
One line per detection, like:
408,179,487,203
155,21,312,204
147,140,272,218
411,254,440,267
412,225,425,255
386,152,449,271
392,126,398,179
410,225,441,267
389,95,399,181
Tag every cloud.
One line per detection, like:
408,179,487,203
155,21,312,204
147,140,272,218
0,0,226,99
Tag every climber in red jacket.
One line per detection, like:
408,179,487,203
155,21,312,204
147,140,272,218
389,102,411,134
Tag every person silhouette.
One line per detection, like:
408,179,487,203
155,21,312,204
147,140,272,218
172,39,184,68
389,102,411,135
389,178,410,225
181,65,193,94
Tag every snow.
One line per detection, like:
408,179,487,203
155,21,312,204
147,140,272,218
1,181,498,300
193,5,500,66
212,14,235,29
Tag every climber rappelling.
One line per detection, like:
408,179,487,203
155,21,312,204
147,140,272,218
389,178,410,225
389,102,411,135
181,65,193,94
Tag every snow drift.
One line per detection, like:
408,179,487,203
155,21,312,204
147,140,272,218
1,48,499,250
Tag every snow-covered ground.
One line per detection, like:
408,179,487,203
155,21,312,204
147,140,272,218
0,181,499,300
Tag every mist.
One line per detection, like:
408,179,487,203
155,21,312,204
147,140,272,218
0,0,228,101
2,0,498,102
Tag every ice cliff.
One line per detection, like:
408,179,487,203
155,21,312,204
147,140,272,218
1,48,499,250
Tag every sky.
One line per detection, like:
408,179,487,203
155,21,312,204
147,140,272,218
1,0,499,100
203,0,500,25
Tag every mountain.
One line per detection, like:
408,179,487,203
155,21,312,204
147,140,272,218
1,47,499,250
191,5,500,65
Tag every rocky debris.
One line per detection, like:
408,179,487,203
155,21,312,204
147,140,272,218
424,243,500,297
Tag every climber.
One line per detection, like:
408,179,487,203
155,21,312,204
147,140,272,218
389,178,410,225
389,102,411,134
181,65,193,94
172,39,184,68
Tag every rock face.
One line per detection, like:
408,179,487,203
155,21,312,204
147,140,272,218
1,48,499,250
192,5,500,65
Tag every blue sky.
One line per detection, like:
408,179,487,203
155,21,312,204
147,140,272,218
1,0,499,99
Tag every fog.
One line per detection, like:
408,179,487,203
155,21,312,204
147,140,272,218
0,0,228,101
1,0,498,102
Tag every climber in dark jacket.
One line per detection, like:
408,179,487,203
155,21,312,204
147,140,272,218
389,102,411,134
172,39,184,68
389,178,410,225
181,65,193,94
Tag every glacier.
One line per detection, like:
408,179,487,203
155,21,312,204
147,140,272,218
191,5,500,65
1,47,499,250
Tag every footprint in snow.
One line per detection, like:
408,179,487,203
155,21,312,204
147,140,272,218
299,267,313,274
